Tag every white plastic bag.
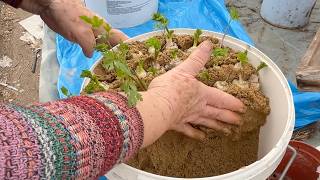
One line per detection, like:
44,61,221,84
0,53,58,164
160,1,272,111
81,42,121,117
39,25,59,102
84,0,158,28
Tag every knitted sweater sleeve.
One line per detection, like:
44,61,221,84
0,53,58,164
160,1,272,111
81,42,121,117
0,92,144,179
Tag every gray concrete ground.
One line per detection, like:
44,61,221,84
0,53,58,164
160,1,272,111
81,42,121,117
228,0,320,148
305,122,320,148
228,0,320,82
0,2,40,106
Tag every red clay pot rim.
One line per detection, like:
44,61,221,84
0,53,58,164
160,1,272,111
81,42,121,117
289,140,320,163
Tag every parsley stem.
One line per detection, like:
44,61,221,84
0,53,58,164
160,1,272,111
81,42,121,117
132,73,148,91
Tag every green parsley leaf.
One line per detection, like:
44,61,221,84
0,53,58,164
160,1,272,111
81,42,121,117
230,7,240,20
236,50,249,65
213,48,229,57
193,29,203,47
257,62,268,72
80,70,93,79
61,86,70,97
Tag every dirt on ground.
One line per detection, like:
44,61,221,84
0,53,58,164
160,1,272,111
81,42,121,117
87,34,271,177
0,2,40,105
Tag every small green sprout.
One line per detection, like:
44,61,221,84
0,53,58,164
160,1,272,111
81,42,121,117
120,79,142,107
103,23,112,34
102,50,116,70
136,60,147,78
257,62,268,72
230,7,240,20
193,29,203,47
80,15,104,28
95,43,110,53
99,23,112,43
170,49,179,59
152,13,169,30
152,13,174,41
80,15,113,48
146,37,161,60
102,42,129,71
99,42,146,106
148,66,159,76
167,30,174,41
220,7,240,47
236,50,249,65
198,70,210,83
114,61,132,78
81,70,107,94
113,57,145,107
118,42,129,58
80,15,145,106
61,86,72,97
213,48,229,57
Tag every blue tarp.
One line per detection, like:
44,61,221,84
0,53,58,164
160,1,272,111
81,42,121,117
289,82,320,129
56,0,320,129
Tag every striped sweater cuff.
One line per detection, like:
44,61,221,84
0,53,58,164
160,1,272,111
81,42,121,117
89,92,144,162
0,91,144,179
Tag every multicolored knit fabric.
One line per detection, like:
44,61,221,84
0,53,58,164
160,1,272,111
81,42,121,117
0,92,144,179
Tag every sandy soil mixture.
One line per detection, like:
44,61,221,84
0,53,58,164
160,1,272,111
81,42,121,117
90,34,270,177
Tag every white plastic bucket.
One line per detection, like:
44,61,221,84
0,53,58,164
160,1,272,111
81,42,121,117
81,29,295,180
83,0,158,28
260,0,317,28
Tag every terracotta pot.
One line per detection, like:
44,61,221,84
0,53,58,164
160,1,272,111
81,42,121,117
269,140,320,180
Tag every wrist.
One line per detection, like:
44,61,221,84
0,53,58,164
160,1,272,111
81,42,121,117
136,91,173,148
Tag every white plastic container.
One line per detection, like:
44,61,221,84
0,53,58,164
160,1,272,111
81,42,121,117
83,0,158,28
81,29,295,180
260,0,317,28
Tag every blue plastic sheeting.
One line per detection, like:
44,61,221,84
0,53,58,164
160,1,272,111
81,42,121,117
121,0,253,43
289,82,320,129
56,0,320,130
98,176,108,180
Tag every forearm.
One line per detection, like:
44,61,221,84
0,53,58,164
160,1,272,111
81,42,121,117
0,92,143,179
136,91,172,148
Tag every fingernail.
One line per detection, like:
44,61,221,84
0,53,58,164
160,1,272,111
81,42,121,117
199,40,213,52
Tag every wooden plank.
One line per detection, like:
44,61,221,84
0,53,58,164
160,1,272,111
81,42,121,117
296,28,320,91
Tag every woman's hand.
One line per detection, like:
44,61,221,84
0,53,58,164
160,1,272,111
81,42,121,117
138,41,246,147
19,0,128,57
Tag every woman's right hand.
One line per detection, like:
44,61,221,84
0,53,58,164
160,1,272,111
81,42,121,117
19,0,128,57
137,41,246,148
